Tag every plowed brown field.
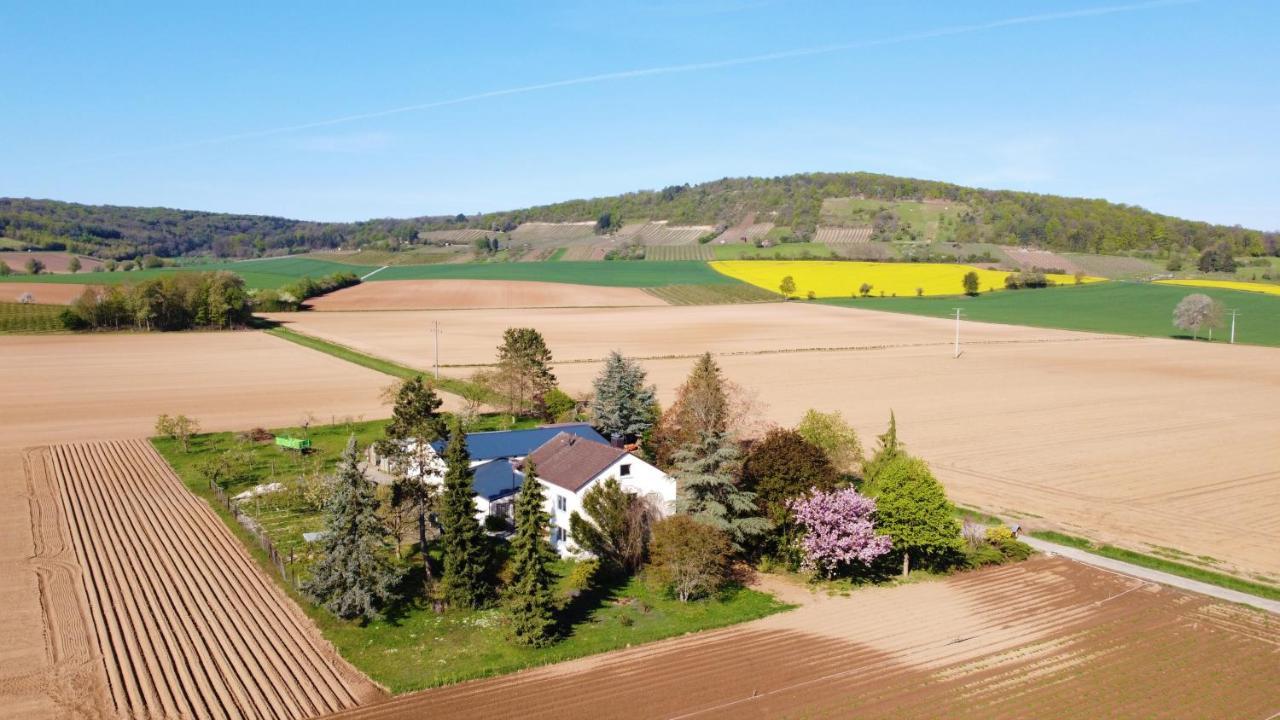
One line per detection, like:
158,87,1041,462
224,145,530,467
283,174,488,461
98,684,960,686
50,439,383,719
0,282,94,305
266,303,1280,579
0,331,394,447
322,557,1280,719
309,279,666,311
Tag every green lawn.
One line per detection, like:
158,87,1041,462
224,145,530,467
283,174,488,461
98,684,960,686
371,260,734,287
154,421,789,693
824,281,1280,347
712,242,833,260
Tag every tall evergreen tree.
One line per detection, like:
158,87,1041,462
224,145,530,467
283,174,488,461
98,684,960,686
378,375,447,588
302,437,402,621
504,461,558,646
590,350,656,441
867,454,962,576
674,430,770,552
438,419,493,608
862,411,906,484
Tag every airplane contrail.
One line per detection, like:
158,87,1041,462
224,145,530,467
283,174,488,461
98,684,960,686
72,0,1196,164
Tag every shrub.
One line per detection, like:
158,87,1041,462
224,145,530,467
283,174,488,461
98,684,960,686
647,515,732,602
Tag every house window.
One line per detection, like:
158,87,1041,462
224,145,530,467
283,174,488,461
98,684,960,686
619,463,632,477
556,495,567,512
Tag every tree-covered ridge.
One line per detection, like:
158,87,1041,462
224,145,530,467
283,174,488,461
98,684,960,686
4,171,1275,260
457,173,1277,256
0,197,445,260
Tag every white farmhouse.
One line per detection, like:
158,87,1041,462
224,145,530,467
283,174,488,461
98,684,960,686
522,431,676,556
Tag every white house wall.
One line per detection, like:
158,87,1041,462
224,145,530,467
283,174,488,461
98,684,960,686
538,453,677,556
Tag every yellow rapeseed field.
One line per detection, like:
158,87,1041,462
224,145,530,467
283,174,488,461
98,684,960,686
710,261,1094,298
1154,278,1280,297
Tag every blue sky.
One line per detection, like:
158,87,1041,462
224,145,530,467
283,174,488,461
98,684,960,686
2,1,1277,229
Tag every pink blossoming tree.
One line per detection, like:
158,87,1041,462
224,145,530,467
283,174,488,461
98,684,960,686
789,487,892,578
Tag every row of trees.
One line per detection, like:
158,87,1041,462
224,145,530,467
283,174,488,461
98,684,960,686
60,271,252,330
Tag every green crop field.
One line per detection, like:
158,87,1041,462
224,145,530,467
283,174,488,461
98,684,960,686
311,249,463,266
712,242,833,260
0,302,65,333
824,281,1280,347
645,284,781,305
371,260,734,287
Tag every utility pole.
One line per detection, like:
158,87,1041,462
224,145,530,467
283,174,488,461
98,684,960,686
952,308,963,359
1229,309,1240,344
432,317,442,376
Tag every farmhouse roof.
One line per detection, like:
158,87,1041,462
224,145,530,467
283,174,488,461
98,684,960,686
472,459,523,501
430,422,605,462
525,432,627,493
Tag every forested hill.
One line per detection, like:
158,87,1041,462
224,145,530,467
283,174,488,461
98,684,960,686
3,172,1274,260
460,173,1275,256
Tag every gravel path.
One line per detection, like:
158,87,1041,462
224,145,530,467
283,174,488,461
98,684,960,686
1022,536,1280,614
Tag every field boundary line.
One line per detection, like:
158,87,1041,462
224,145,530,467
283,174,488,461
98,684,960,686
1023,537,1280,615
435,335,1135,369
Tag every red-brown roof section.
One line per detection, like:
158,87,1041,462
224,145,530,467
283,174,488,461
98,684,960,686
524,432,627,492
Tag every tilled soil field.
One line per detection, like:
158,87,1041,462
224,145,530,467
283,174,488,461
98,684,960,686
321,557,1280,719
0,282,94,305
309,279,666,311
264,303,1280,578
49,439,383,720
0,331,392,448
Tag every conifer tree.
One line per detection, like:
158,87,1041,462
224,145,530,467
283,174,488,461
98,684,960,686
590,350,657,441
674,430,769,552
862,411,906,484
302,437,402,621
438,419,493,608
504,461,558,646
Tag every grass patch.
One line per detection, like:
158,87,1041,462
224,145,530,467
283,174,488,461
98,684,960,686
712,242,832,260
371,260,734,287
155,420,790,694
954,505,1004,526
1029,531,1280,601
0,302,65,333
823,281,1280,347
644,284,781,305
265,325,496,402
